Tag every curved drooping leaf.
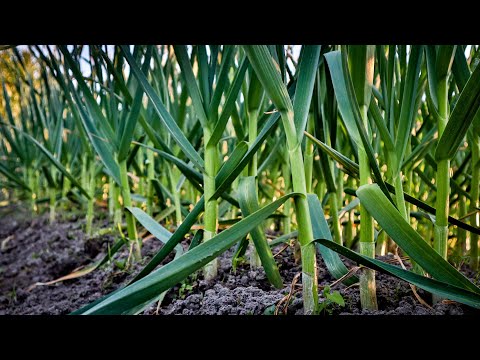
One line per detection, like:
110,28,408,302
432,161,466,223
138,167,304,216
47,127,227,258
76,192,300,314
126,206,185,314
127,207,170,242
316,239,480,309
357,183,480,294
307,130,479,235
304,131,359,178
132,141,203,192
127,206,184,256
345,182,480,236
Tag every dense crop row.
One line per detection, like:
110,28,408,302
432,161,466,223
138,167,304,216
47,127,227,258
0,45,479,314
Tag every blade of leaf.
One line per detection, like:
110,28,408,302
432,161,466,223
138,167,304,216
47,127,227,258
59,46,117,145
67,80,122,185
238,176,283,288
206,58,249,148
208,45,235,115
435,63,480,161
79,192,300,314
425,46,438,111
394,46,424,173
173,45,209,127
117,46,152,162
368,97,394,152
307,194,357,286
0,162,30,191
316,239,480,309
357,183,480,293
326,50,395,204
129,139,249,283
452,45,470,91
347,45,375,108
4,124,90,198
120,45,205,171
293,45,321,143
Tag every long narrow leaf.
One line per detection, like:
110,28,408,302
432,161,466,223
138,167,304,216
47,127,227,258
307,194,357,286
357,183,480,293
293,45,321,142
316,239,480,309
238,176,283,288
79,192,300,314
435,63,480,161
120,45,205,171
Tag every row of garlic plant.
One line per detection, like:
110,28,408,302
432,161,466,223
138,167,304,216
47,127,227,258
1,45,480,314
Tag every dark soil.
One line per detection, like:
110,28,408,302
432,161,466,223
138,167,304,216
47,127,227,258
1,205,479,315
